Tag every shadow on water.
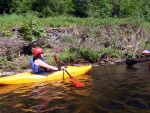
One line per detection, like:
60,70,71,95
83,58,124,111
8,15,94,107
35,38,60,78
1,62,150,113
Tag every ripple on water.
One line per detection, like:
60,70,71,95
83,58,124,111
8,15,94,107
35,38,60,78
1,63,150,113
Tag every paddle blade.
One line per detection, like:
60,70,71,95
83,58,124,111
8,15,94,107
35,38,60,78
71,77,85,87
54,55,59,63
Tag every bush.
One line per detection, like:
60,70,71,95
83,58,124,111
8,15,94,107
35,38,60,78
58,53,76,64
79,49,99,63
21,20,47,43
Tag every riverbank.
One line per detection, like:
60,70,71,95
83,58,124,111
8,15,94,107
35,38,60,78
0,16,150,74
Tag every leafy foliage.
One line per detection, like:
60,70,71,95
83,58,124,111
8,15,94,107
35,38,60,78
21,20,47,43
9,0,33,14
32,0,74,17
0,0,149,21
58,53,76,64
79,49,99,63
0,57,8,62
2,30,14,37
145,40,150,48
58,47,76,63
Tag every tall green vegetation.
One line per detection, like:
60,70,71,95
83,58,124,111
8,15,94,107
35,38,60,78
21,20,47,43
10,0,33,14
0,0,149,22
31,0,74,17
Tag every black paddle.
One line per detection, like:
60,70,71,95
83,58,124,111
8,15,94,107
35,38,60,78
125,58,150,65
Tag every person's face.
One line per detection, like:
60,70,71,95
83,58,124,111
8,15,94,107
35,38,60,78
40,53,44,57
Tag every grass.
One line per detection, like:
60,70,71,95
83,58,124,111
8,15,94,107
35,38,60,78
0,14,150,30
0,14,150,70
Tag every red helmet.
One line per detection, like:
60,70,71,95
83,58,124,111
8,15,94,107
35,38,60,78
33,47,44,57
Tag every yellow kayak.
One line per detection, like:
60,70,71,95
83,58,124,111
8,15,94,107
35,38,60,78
0,65,92,85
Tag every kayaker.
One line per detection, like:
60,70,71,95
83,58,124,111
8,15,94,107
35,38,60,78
30,47,65,75
141,49,150,70
142,49,150,54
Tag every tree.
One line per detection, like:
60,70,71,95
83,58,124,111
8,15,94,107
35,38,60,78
0,0,11,14
72,0,88,17
9,0,33,14
32,0,73,17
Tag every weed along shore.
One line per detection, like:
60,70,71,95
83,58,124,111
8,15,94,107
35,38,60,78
0,15,150,74
0,23,150,75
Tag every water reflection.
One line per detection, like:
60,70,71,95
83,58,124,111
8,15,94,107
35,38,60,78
0,74,93,113
90,63,150,113
1,63,150,113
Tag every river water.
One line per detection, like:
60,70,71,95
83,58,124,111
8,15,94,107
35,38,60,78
0,62,150,113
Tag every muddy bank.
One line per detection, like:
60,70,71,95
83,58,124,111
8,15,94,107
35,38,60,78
0,25,149,73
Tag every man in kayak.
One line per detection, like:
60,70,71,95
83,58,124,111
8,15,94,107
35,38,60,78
30,47,65,75
142,49,150,70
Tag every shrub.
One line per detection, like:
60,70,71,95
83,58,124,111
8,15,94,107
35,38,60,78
21,20,47,43
59,53,75,64
2,30,14,37
79,49,99,63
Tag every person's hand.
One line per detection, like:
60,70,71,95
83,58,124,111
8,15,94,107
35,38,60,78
61,66,65,70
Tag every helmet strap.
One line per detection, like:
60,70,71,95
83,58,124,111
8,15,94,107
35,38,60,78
35,54,42,59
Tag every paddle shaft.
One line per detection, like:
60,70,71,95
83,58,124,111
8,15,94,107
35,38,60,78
53,55,85,87
54,55,73,78
54,55,59,63
64,70,72,78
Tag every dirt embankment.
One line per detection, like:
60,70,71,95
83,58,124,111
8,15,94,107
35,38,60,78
0,25,149,73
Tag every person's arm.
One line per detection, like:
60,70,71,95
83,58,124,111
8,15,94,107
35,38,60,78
34,59,58,71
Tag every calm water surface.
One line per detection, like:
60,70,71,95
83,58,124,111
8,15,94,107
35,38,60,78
0,62,150,113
